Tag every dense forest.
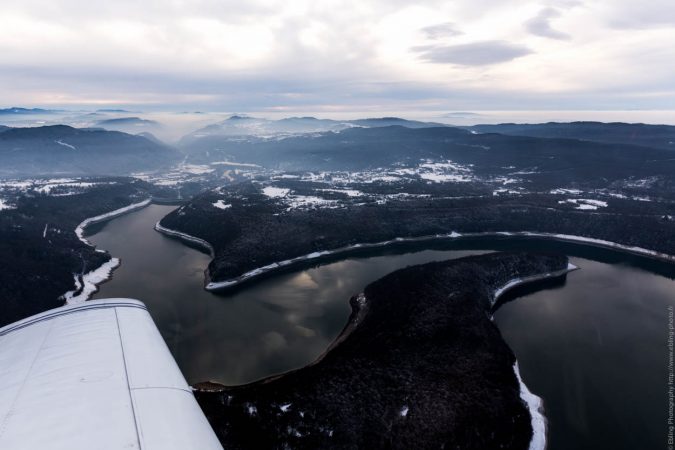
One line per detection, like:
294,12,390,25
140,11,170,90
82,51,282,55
0,179,158,327
160,179,675,285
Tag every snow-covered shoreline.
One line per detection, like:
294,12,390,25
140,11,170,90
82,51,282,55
75,198,152,247
154,221,215,257
62,198,152,303
514,362,547,450
205,230,672,291
491,261,579,305
62,258,121,304
490,262,578,450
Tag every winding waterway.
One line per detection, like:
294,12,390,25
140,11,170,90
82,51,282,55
89,204,674,450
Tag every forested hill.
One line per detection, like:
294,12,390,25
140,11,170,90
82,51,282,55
464,122,675,150
0,125,182,176
180,125,675,188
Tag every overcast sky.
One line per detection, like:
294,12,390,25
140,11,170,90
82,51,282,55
1,0,673,113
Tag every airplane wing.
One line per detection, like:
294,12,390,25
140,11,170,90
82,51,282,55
0,298,223,450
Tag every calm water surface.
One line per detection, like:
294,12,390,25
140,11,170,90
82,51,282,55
90,204,675,450
90,205,485,384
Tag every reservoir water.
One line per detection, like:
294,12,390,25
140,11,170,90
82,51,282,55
90,204,674,450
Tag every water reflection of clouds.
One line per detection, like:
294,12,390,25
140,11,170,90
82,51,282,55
94,203,675,450
212,250,489,383
288,272,319,289
261,331,287,353
92,209,497,385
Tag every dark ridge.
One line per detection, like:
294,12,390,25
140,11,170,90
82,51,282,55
95,117,160,126
0,107,60,115
0,125,181,176
465,121,675,150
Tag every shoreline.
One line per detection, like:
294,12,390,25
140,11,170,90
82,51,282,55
75,198,152,247
194,255,572,450
514,362,547,450
62,198,153,303
193,253,567,449
491,262,579,306
490,263,577,450
154,221,215,257
199,230,672,291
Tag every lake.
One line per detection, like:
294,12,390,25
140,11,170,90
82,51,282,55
90,204,674,450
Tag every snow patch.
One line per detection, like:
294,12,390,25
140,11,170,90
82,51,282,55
558,198,608,210
493,188,522,196
181,164,214,175
307,251,331,259
420,173,472,183
418,159,473,183
0,180,33,190
0,198,15,211
36,182,102,195
550,188,582,195
54,140,77,150
262,186,290,198
62,258,120,304
279,403,292,413
209,161,261,168
284,195,339,211
399,406,409,417
355,293,367,307
514,362,546,450
624,176,659,188
212,200,232,210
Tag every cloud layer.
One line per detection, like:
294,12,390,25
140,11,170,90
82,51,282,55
525,7,571,39
413,41,532,65
0,0,673,112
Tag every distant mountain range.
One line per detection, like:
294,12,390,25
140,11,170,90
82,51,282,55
0,107,60,115
93,116,162,136
2,117,674,180
181,124,675,191
0,125,181,176
95,117,160,127
465,122,675,150
178,115,448,147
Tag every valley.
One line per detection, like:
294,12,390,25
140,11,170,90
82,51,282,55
1,117,674,450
